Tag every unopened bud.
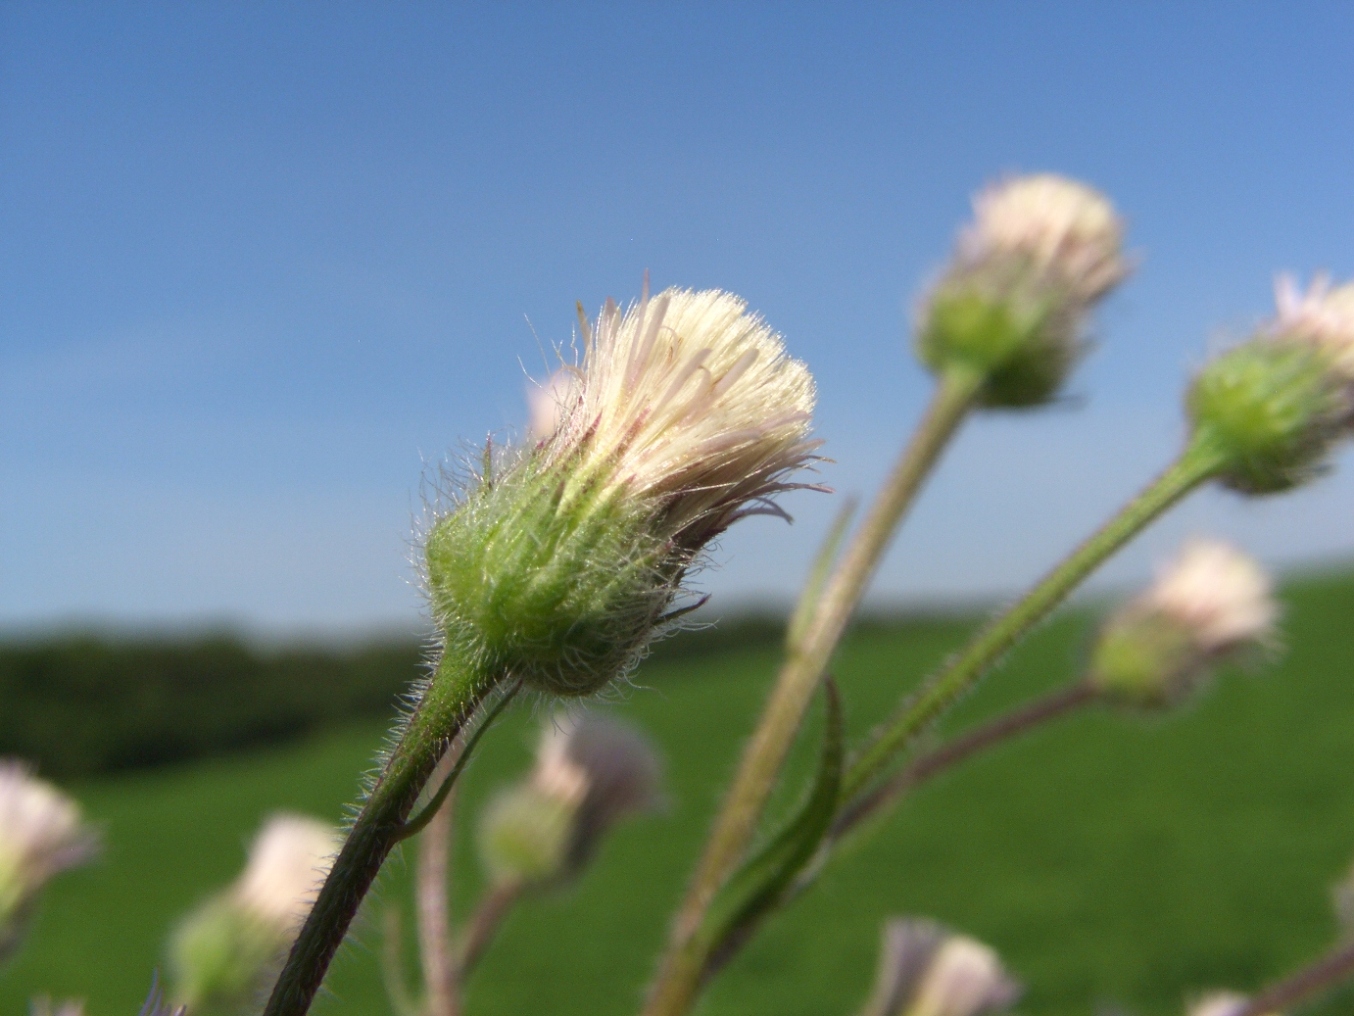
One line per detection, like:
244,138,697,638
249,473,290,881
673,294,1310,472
1188,991,1280,1016
0,762,99,963
427,285,819,698
1090,540,1277,708
479,711,662,886
861,919,1019,1016
918,174,1129,407
169,814,339,1013
1188,276,1354,494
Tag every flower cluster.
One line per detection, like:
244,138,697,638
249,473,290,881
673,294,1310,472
861,918,1020,1016
479,711,662,887
1189,276,1354,493
169,814,339,1014
1090,539,1278,708
0,762,99,962
918,174,1130,406
426,286,819,697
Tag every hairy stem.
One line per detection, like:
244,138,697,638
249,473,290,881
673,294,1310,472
417,753,460,1016
262,655,506,1016
458,880,524,978
701,679,1100,983
831,680,1099,839
643,367,983,1016
843,437,1224,803
1235,938,1354,1016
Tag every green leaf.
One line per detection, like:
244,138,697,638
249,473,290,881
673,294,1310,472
696,677,845,968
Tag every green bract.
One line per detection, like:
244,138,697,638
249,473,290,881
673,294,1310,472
917,281,1076,408
1188,338,1352,494
170,896,284,1016
425,455,683,697
478,784,576,886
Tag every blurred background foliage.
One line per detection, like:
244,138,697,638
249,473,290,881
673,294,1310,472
2,566,1352,1015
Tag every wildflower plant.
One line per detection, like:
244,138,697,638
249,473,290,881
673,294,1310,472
0,762,98,965
7,170,1347,1014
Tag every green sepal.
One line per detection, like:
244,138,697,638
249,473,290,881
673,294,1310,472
918,283,1075,409
695,678,844,969
1188,338,1351,494
425,453,680,696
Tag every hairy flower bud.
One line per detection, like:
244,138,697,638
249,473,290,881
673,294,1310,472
479,711,662,886
1188,991,1279,1016
917,174,1129,407
1188,276,1354,494
426,286,819,698
1090,540,1277,708
860,919,1020,1016
169,814,338,1014
0,762,98,963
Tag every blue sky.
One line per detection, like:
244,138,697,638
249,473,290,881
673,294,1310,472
3,3,1353,635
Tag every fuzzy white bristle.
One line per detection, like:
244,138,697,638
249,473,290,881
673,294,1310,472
0,762,97,895
233,814,340,934
1274,273,1354,383
550,287,818,546
1187,991,1261,1016
908,934,1020,1016
965,173,1128,303
1144,539,1277,654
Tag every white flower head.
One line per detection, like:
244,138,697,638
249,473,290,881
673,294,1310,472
0,762,98,920
964,173,1129,303
1274,273,1354,384
548,285,819,548
1143,539,1277,655
907,933,1021,1016
232,813,340,935
1188,991,1278,1016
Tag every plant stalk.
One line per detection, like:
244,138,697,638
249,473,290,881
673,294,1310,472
1235,938,1354,1016
262,655,505,1016
832,679,1099,839
843,436,1225,803
643,367,983,1016
458,880,524,978
417,754,460,1016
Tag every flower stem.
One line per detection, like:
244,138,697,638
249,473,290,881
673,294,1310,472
643,366,983,1016
457,880,525,978
417,753,460,1016
843,436,1225,803
1235,938,1354,1016
831,679,1099,839
262,654,507,1016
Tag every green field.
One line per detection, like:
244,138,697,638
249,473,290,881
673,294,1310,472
5,569,1354,1016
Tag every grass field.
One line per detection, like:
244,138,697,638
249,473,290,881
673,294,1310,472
4,568,1354,1016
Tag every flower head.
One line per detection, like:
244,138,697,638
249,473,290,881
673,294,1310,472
168,814,339,1012
480,711,662,886
1189,276,1354,494
1274,274,1354,384
860,918,1020,1016
1188,991,1279,1016
232,814,340,935
918,173,1130,407
965,174,1128,305
0,762,99,961
426,284,819,697
1090,539,1277,708
547,287,819,547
